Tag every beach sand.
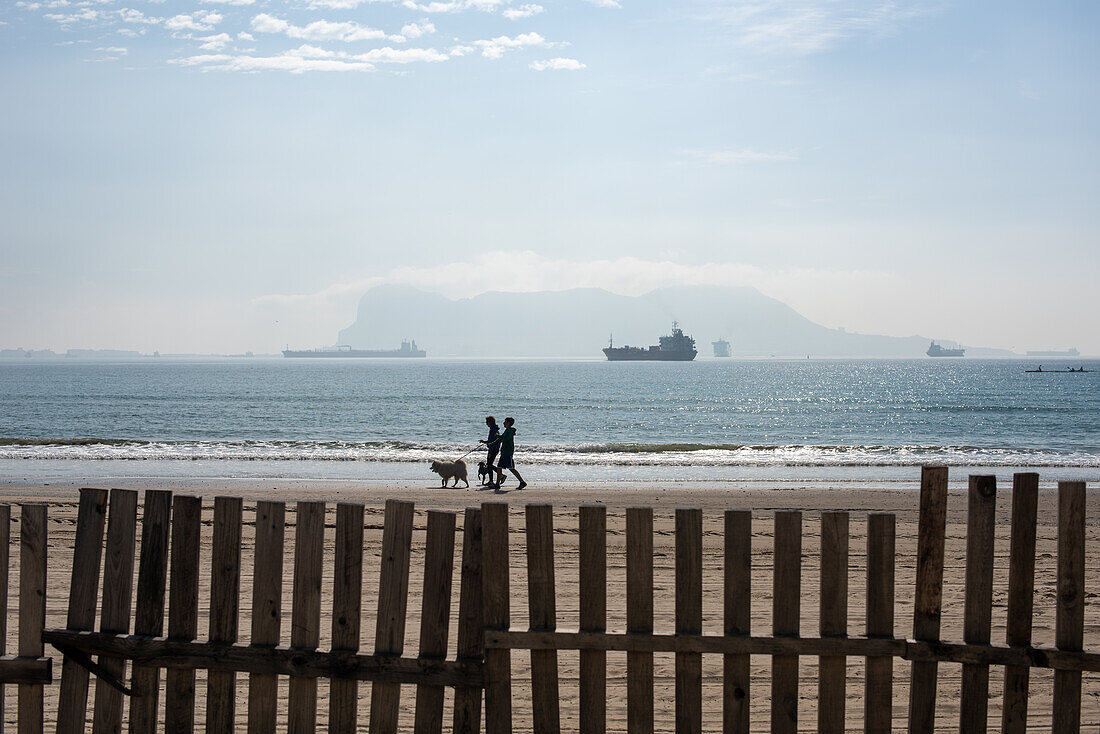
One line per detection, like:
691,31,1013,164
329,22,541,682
1,477,1098,732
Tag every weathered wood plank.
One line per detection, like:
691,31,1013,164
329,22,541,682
55,488,108,734
959,475,996,734
369,499,415,734
18,504,48,734
328,503,363,734
127,490,172,734
0,505,8,734
412,510,456,734
246,500,285,734
578,505,606,734
525,505,560,734
481,502,511,734
675,508,702,734
43,630,483,685
907,465,948,734
206,496,243,734
0,659,51,685
288,501,325,734
452,508,484,734
1001,473,1038,734
723,510,751,734
164,496,202,734
864,512,895,734
818,511,848,734
770,510,801,734
92,489,138,734
1052,481,1085,734
625,507,653,734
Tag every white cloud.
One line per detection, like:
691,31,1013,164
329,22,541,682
44,8,100,24
165,10,222,31
200,0,255,4
584,0,620,7
237,31,253,40
400,20,435,39
117,8,160,24
681,148,798,165
448,44,474,56
174,42,449,72
502,3,542,19
474,31,549,59
250,13,398,42
95,45,127,55
354,46,448,62
530,57,584,71
198,32,232,50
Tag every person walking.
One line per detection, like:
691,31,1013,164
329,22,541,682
478,416,500,487
485,416,526,491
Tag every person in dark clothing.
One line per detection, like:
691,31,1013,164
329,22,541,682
478,416,500,487
485,416,526,491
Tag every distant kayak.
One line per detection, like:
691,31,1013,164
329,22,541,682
1026,368,1091,373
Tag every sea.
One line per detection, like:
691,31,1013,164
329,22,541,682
1,357,1098,487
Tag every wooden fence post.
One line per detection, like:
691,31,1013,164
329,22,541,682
164,496,202,734
770,510,801,734
55,488,108,734
818,511,849,734
18,504,48,734
526,505,560,734
246,500,286,734
1052,481,1086,734
452,507,484,734
959,476,996,734
413,510,457,734
369,499,414,734
329,503,364,734
723,510,751,734
206,496,243,734
91,489,138,734
481,502,511,734
128,490,172,734
675,508,703,734
1000,473,1038,734
288,501,325,733
626,507,654,734
864,512,895,734
0,505,8,734
578,505,606,734
907,465,948,734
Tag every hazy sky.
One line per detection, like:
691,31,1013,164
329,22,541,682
1,0,1097,354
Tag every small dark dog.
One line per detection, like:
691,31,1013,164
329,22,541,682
477,461,493,486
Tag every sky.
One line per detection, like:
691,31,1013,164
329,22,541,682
1,0,1097,354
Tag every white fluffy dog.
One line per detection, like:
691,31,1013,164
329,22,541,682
430,459,469,488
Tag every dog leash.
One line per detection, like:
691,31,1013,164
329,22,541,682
454,444,484,461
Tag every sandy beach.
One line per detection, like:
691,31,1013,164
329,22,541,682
1,476,1097,732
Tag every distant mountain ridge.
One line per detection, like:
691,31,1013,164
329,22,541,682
336,285,1006,358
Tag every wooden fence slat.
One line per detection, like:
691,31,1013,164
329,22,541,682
92,489,138,734
723,510,751,734
959,476,996,734
369,499,415,734
288,501,325,734
578,505,606,734
481,502,511,734
675,508,702,734
206,496,243,734
411,511,457,734
164,496,202,734
864,512,895,734
127,490,173,734
452,508,484,734
246,500,286,734
626,507,653,734
1052,481,1086,734
328,503,363,734
818,511,848,734
1001,473,1038,734
907,465,948,734
0,505,9,734
18,504,47,734
525,505,560,734
770,510,801,734
55,487,109,734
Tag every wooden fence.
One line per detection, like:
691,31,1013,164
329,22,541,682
0,466,1095,732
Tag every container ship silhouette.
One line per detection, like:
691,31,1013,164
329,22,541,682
603,323,697,361
283,340,426,358
926,341,965,357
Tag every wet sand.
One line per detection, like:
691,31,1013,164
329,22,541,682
1,477,1098,732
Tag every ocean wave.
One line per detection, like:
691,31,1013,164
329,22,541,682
0,438,1097,467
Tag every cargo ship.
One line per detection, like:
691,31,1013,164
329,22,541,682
283,340,426,358
926,341,965,358
1026,348,1080,357
712,338,731,358
604,323,697,361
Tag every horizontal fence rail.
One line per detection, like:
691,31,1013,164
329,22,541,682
1,466,1094,732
